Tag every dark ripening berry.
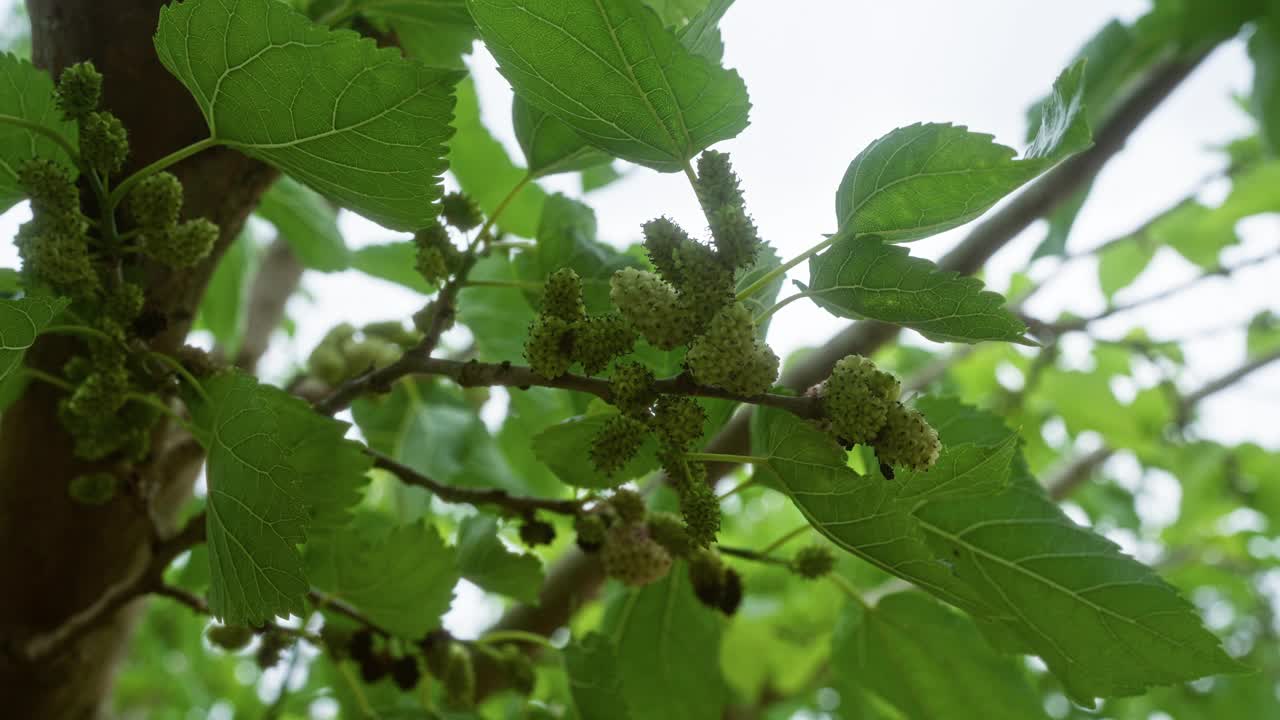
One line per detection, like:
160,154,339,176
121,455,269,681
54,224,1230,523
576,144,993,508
55,62,103,120
600,523,672,586
792,545,837,579
608,488,646,524
391,655,422,690
645,511,692,558
874,402,942,472
609,362,655,417
687,549,725,610
588,414,649,477
440,192,483,231
572,313,636,376
125,172,183,230
718,567,744,616
541,267,586,323
610,268,690,350
642,217,694,286
206,625,255,652
80,111,129,177
524,315,574,379
574,513,608,553
685,303,779,397
519,517,556,547
360,652,393,684
820,354,901,447
348,628,376,665
256,631,290,669
652,395,706,452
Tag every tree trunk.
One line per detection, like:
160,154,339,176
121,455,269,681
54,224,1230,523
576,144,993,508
0,2,274,715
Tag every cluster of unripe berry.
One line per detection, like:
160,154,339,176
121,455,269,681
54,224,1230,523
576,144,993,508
813,355,942,473
575,488,742,612
307,320,421,386
15,62,222,463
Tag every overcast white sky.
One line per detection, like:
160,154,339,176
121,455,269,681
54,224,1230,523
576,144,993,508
2,0,1277,448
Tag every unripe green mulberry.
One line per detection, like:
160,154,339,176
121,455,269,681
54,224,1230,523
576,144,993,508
440,192,483,231
600,522,672,586
821,355,901,447
206,625,255,652
126,172,183,230
54,62,103,120
571,313,636,375
610,361,655,417
105,282,145,325
646,511,692,557
695,150,744,214
589,414,648,476
68,367,131,417
685,303,779,397
792,545,836,579
541,267,586,323
574,512,608,553
679,480,721,548
524,315,574,379
443,643,476,708
144,218,217,268
672,240,735,331
80,111,129,176
708,203,760,272
17,158,79,215
363,320,420,347
652,395,706,452
874,402,941,472
610,268,689,350
414,222,461,285
15,221,98,294
308,344,348,386
642,217,693,285
68,472,118,506
609,488,646,524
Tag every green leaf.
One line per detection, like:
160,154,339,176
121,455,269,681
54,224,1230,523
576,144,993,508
188,371,371,625
457,252,536,362
255,176,348,272
835,61,1089,242
515,194,643,314
1247,310,1280,358
1098,234,1157,301
449,77,547,238
306,514,458,637
830,593,1049,720
195,229,256,355
455,514,544,603
532,411,660,489
0,52,78,213
467,0,751,172
564,632,633,720
512,96,612,178
749,404,1011,616
1251,16,1280,155
676,0,734,61
349,241,435,294
155,0,461,231
1149,162,1280,268
806,236,1031,345
349,0,477,69
353,378,517,491
914,481,1245,703
602,564,726,720
581,162,623,192
0,295,68,383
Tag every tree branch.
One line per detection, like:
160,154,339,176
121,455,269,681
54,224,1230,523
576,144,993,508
475,52,1209,659
234,239,305,373
368,450,586,517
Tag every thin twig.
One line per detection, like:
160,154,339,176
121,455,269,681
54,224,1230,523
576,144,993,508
369,450,585,517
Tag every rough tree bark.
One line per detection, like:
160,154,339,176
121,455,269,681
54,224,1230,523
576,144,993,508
0,2,275,716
